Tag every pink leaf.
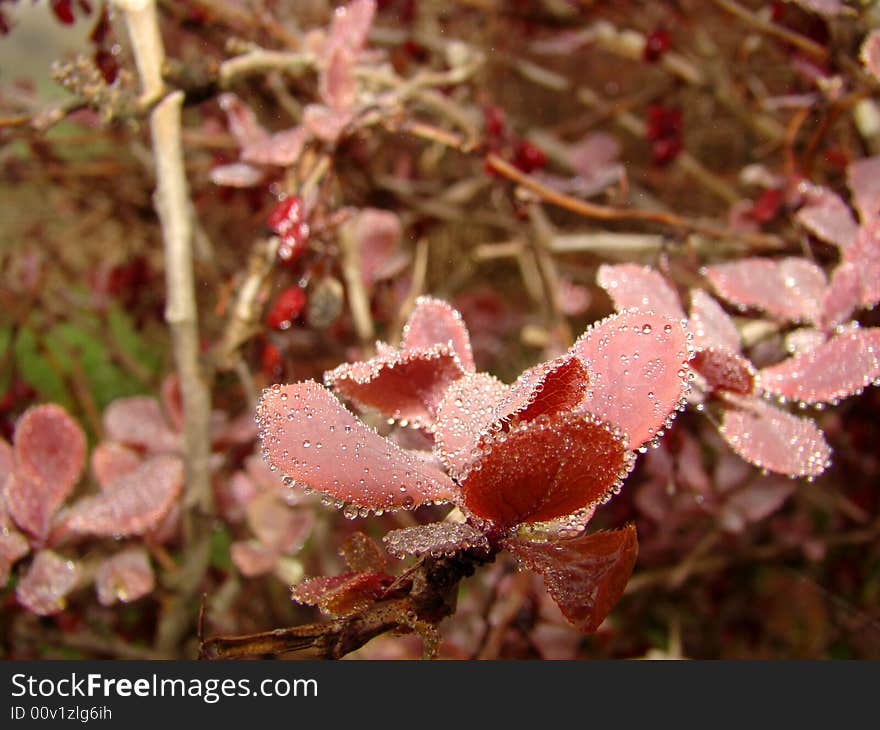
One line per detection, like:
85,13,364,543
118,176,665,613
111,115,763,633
218,93,268,149
691,347,756,394
759,327,880,404
94,548,154,606
354,208,405,288
0,437,13,487
689,289,741,352
320,46,356,111
5,470,62,540
103,396,179,453
209,162,266,188
719,477,796,533
339,531,386,573
245,493,314,554
459,412,634,530
843,217,880,309
432,373,508,478
302,104,352,142
63,454,184,536
795,188,858,250
16,550,81,616
703,258,826,323
569,131,621,180
231,541,278,577
14,403,85,499
596,264,685,321
847,156,880,222
241,126,308,167
91,442,141,490
571,310,692,448
505,524,638,634
821,263,862,329
256,381,457,512
382,522,489,559
784,328,827,357
326,0,376,56
325,344,467,429
719,396,831,477
402,296,476,373
862,30,880,82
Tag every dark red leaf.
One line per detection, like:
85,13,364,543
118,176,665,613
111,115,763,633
692,348,756,394
505,524,639,634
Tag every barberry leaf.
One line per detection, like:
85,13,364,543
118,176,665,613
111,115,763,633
14,403,85,500
218,93,268,148
494,354,591,425
689,289,742,352
257,381,457,512
383,522,489,559
5,470,64,540
63,454,184,536
241,126,308,167
795,187,858,250
862,30,880,82
325,0,375,57
231,541,278,577
596,263,685,320
821,263,861,329
90,442,141,491
94,547,154,606
291,570,393,618
718,477,795,533
571,310,692,448
0,526,30,585
843,217,880,309
847,156,880,222
209,162,265,188
16,550,81,616
103,396,179,453
245,492,314,554
719,395,831,477
505,524,638,634
354,209,405,289
432,373,508,478
340,531,386,573
691,347,756,394
759,327,880,404
460,412,633,530
402,296,476,373
325,344,467,429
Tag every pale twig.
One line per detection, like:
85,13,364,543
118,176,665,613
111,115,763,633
113,0,166,106
339,218,375,344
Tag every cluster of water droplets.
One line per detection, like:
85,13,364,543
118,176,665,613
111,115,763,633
382,522,489,559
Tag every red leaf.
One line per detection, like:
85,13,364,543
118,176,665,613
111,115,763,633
460,412,633,530
704,258,826,324
63,454,184,536
383,522,489,559
795,187,858,250
759,327,880,404
14,404,85,499
103,396,179,453
719,395,831,477
291,570,393,618
505,524,638,634
16,550,81,616
571,310,692,448
692,347,756,395
689,289,741,352
325,345,467,429
821,263,861,329
339,531,387,573
495,354,591,426
402,296,476,373
90,442,141,491
256,381,457,512
245,493,314,554
94,548,154,606
432,373,508,478
847,155,880,222
596,264,685,321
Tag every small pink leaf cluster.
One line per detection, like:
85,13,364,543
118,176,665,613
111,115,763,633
257,296,693,632
1,404,183,615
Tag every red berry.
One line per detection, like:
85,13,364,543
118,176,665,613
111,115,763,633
645,105,683,165
265,287,307,330
94,49,118,84
51,0,76,25
268,196,309,265
483,105,507,144
643,27,671,63
513,140,547,173
260,341,284,379
749,188,783,224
